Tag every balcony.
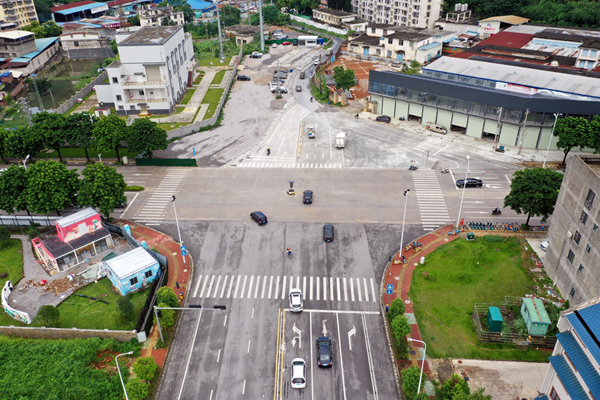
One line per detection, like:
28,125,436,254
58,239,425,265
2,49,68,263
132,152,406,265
127,98,167,104
123,79,165,87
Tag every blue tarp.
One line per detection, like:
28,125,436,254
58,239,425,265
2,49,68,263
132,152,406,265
186,0,213,10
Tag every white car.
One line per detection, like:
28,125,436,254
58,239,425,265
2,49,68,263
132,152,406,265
291,358,306,389
249,51,263,58
313,59,320,65
541,241,549,251
289,288,303,312
272,43,278,48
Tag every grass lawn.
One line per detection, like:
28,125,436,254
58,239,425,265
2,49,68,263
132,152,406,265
181,88,196,105
409,237,550,362
0,113,29,129
211,70,227,85
202,88,224,120
35,147,138,160
0,239,24,290
40,277,151,330
175,106,186,114
156,122,187,131
197,56,232,66
194,71,205,84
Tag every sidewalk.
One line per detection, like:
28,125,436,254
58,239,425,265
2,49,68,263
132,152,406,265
118,220,191,368
383,225,459,387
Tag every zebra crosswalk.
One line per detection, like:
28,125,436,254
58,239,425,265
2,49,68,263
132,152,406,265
133,169,188,226
413,171,452,230
191,274,378,304
238,162,342,169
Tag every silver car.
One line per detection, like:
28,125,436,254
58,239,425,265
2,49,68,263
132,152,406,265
289,288,303,312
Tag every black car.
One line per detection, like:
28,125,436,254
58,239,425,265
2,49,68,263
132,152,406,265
456,178,483,188
303,190,313,204
250,211,268,225
323,224,334,242
316,336,332,368
237,75,251,81
375,115,391,123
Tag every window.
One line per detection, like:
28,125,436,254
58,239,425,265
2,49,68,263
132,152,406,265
573,230,581,245
118,106,124,110
594,223,599,232
112,77,118,83
144,270,153,278
570,287,576,297
580,210,588,225
116,95,122,101
586,244,591,253
73,41,79,47
550,388,561,400
139,90,144,96
567,250,575,263
388,38,393,44
586,189,595,208
579,264,584,273
130,277,139,285
130,105,135,110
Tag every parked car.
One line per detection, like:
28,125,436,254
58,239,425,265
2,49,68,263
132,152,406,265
272,43,278,48
375,115,391,123
249,51,263,58
289,288,303,312
300,71,306,79
291,358,307,389
313,59,320,66
282,41,292,46
323,224,334,242
271,87,288,94
270,79,284,85
316,337,332,368
250,211,268,225
456,178,483,188
296,85,302,92
541,241,549,251
303,190,313,204
236,75,251,81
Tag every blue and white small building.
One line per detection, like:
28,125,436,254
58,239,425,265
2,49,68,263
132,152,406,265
101,247,160,295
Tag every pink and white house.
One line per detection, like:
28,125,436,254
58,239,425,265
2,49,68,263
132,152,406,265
32,208,114,274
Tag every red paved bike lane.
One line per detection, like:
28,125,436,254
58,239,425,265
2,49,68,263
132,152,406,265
383,225,460,377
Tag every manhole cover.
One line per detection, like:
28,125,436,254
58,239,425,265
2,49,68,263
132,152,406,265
394,276,400,281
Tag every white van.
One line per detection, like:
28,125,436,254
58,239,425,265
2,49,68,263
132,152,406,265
426,122,447,135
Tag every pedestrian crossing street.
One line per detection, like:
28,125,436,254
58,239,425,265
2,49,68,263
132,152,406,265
413,171,452,231
133,169,189,226
192,274,379,304
238,161,342,169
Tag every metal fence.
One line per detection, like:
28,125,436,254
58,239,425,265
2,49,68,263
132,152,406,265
0,215,61,227
135,158,197,167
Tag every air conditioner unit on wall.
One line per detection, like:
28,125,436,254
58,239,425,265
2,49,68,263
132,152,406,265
567,231,572,238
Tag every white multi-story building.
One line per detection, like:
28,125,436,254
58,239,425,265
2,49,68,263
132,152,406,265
95,26,194,116
351,0,443,28
139,6,184,27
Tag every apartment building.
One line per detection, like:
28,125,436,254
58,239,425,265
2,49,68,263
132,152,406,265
95,26,195,116
139,6,184,27
351,0,443,28
0,0,38,29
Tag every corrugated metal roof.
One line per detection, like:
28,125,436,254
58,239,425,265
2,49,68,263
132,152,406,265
187,0,213,10
419,42,442,50
8,37,59,63
557,331,600,398
52,2,107,15
105,247,158,279
548,355,588,400
51,0,95,12
479,15,530,25
425,57,600,99
56,207,99,228
566,303,600,365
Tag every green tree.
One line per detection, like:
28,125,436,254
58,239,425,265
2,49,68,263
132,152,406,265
132,356,159,382
0,165,29,215
332,66,356,90
554,116,592,165
251,5,282,24
387,297,406,322
0,226,10,248
158,302,176,328
4,126,45,159
125,118,168,158
117,296,135,320
35,305,60,327
128,15,140,26
65,112,98,162
92,114,128,162
125,377,149,400
221,5,241,26
42,21,62,37
401,365,421,398
439,374,470,400
156,287,179,308
452,388,492,400
32,112,68,162
22,21,47,38
33,77,51,94
0,129,8,160
26,160,80,216
287,0,320,14
111,39,119,55
405,60,422,75
78,163,127,217
503,167,563,225
34,0,54,21
390,314,411,338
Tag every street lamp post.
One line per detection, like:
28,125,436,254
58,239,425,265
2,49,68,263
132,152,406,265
23,154,30,171
456,155,469,228
98,153,102,164
543,113,562,169
171,196,186,264
116,351,134,400
399,189,410,263
407,338,427,395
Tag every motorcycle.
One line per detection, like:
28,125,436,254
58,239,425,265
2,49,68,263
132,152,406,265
441,168,450,173
492,209,501,215
287,249,292,258
409,165,418,171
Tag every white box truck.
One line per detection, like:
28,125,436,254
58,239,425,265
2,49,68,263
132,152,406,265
335,132,347,148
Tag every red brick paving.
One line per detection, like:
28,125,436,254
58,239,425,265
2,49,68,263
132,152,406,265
383,225,461,377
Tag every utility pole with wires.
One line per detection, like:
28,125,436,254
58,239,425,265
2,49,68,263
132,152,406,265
216,5,224,62
19,97,33,127
518,108,530,155
30,74,45,112
259,0,264,52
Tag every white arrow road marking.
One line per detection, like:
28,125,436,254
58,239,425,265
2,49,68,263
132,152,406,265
348,325,356,351
292,323,302,349
322,320,328,337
